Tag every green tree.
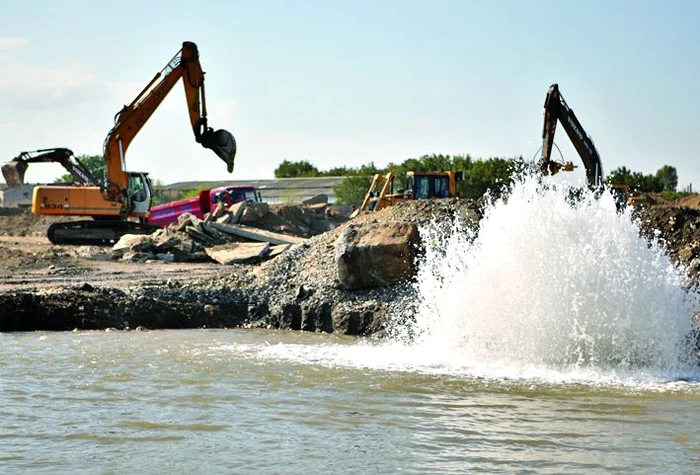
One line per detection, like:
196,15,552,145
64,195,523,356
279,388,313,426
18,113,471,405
655,165,678,192
56,154,104,183
605,166,634,187
149,178,173,205
333,175,374,206
606,166,663,192
274,160,320,178
459,157,515,199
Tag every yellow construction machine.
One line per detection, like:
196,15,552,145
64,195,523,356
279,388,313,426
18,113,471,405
351,170,463,218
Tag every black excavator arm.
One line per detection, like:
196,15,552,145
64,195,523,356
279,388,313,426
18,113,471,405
539,83,603,187
1,148,99,188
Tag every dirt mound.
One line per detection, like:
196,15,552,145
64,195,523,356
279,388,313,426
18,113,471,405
0,208,55,237
672,194,700,210
632,192,700,210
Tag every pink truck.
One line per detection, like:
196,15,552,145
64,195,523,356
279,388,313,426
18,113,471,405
148,186,259,227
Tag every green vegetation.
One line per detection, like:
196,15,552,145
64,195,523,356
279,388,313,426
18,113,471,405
56,154,104,183
333,175,375,206
58,154,688,209
658,190,692,201
274,160,321,178
278,156,688,206
177,186,211,200
274,155,523,206
605,164,679,193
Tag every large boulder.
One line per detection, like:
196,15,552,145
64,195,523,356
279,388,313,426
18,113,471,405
335,221,420,290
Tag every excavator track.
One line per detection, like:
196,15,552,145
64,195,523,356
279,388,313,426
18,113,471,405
47,220,160,246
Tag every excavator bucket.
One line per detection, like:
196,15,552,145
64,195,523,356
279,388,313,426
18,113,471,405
199,128,236,173
1,159,28,187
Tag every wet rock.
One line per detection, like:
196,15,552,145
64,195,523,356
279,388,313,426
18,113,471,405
335,221,421,290
301,301,333,333
332,301,384,336
269,302,302,330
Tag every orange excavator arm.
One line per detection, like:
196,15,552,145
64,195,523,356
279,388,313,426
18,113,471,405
103,41,235,200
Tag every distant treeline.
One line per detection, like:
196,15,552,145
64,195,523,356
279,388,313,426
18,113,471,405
50,153,687,208
274,155,685,206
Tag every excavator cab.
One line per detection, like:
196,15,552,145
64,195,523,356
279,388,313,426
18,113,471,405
407,172,453,199
126,172,152,215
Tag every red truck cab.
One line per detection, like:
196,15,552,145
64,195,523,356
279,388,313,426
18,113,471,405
148,186,258,227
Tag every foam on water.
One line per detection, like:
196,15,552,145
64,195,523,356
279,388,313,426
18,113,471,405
389,174,700,383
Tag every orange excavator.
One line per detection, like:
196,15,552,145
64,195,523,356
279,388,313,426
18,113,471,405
1,41,235,245
537,83,628,207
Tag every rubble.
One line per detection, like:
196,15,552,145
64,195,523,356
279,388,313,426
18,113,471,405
111,201,325,264
205,242,270,264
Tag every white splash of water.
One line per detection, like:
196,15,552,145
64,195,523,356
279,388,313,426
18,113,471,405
392,174,700,381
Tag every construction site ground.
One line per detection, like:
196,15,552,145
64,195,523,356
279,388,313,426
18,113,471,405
0,202,343,293
0,193,698,334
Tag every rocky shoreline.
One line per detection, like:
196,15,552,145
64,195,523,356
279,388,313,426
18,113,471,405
1,197,698,335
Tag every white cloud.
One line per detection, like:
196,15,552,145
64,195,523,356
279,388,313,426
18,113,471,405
0,37,27,49
0,59,112,110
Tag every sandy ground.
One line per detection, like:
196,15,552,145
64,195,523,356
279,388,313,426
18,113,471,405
0,235,227,292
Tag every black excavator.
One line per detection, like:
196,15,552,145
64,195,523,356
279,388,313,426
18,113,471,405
2,148,99,188
537,83,629,207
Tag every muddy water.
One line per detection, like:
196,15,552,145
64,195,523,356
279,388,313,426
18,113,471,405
1,328,699,474
3,176,700,474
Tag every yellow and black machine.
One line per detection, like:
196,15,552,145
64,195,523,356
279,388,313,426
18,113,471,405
1,41,235,245
537,83,629,208
351,170,464,218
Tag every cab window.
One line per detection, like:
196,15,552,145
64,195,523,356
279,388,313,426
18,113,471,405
415,176,430,199
128,175,147,202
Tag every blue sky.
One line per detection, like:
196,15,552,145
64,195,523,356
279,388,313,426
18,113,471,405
1,0,698,188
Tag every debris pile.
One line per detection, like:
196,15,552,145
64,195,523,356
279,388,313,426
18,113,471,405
111,200,344,264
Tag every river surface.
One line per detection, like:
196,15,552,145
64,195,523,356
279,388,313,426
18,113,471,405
1,328,699,475
3,176,700,474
